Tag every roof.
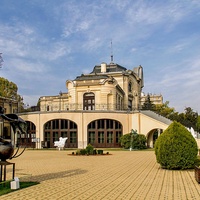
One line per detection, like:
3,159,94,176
90,63,127,74
74,74,109,81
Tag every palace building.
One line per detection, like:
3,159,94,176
18,61,171,149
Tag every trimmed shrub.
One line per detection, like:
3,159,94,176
86,144,94,155
80,149,87,155
155,121,198,169
119,133,131,149
97,150,103,155
120,133,147,149
132,134,147,149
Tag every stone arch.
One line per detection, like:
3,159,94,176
87,118,123,148
146,128,163,148
17,121,36,148
83,92,95,110
43,119,78,148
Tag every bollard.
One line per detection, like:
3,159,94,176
10,177,20,189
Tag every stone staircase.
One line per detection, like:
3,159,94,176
140,110,172,125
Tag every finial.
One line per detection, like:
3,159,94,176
110,40,113,63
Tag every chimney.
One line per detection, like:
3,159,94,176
101,62,107,73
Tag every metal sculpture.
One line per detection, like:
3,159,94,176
0,106,27,161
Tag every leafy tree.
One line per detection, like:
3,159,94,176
184,107,198,129
153,101,175,119
196,116,200,133
0,77,20,100
155,121,198,169
0,77,24,112
142,94,155,110
153,101,199,132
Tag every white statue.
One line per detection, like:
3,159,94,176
54,137,68,150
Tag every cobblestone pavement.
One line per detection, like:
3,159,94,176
1,150,200,200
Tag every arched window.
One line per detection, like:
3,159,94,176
128,82,132,92
87,119,122,148
17,121,36,148
44,119,77,148
83,93,95,110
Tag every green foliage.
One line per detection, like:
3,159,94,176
155,121,198,169
0,181,39,196
120,133,131,149
142,94,155,110
97,149,103,154
86,144,94,154
0,77,19,100
76,144,95,155
120,132,147,149
132,134,147,149
80,149,87,155
153,103,199,132
197,116,200,133
153,101,175,119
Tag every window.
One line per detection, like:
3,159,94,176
44,119,77,148
128,82,132,92
70,131,77,143
98,132,104,143
107,131,113,143
128,100,132,111
88,132,95,144
83,93,95,110
88,119,123,148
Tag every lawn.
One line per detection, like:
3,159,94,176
0,181,39,196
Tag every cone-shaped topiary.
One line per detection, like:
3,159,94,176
155,121,198,169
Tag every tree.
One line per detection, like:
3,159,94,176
142,94,155,110
184,107,198,130
196,116,200,133
0,77,19,100
153,101,175,119
153,102,199,132
155,121,198,169
0,77,24,112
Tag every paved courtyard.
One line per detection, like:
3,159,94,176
1,150,200,200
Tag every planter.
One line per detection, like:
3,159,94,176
194,166,200,183
97,150,103,155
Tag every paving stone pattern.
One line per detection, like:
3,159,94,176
1,150,200,200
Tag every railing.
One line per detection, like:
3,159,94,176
39,103,139,112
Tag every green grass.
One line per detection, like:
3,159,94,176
0,181,39,196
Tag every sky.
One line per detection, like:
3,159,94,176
0,0,200,113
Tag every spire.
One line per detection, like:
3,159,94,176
110,39,114,63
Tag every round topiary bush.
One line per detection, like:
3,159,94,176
155,121,198,169
120,133,147,149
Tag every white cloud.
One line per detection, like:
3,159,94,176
1,0,200,112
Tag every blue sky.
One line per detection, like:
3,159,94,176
0,0,200,113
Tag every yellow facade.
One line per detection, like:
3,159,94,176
18,62,171,149
0,97,20,140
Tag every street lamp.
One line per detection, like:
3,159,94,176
59,91,62,111
130,129,137,151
